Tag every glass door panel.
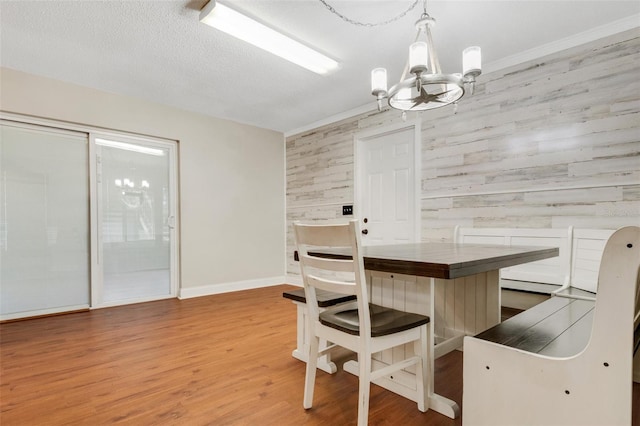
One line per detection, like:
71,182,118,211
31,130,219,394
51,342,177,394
95,137,175,305
0,122,90,320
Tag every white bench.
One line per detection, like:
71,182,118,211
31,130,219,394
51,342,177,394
454,226,615,301
462,226,640,425
553,228,614,301
454,226,572,295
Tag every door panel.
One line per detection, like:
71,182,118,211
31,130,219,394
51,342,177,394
94,137,177,306
0,123,90,320
357,124,419,246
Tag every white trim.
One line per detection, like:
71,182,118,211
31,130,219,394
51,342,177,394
422,181,640,200
178,276,286,299
289,200,354,210
354,119,422,244
484,14,640,74
0,119,87,138
90,294,175,310
89,134,102,308
0,111,176,145
283,16,640,137
284,103,376,138
0,304,89,322
283,135,289,283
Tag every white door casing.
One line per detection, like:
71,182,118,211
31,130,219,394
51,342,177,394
355,120,421,245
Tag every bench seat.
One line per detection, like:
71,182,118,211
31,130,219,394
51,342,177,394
474,297,594,357
552,286,596,301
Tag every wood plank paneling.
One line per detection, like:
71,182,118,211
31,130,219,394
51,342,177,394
286,29,639,278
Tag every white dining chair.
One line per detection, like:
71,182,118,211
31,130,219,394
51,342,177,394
294,220,431,426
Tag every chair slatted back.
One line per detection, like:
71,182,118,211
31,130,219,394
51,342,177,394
294,220,370,336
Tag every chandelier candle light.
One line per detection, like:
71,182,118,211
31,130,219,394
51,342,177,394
371,3,481,112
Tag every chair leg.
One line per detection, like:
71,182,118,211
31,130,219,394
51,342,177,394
303,334,320,409
414,325,429,412
357,352,371,426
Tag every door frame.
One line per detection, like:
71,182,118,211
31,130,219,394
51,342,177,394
354,118,422,243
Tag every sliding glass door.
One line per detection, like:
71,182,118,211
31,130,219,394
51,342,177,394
0,118,179,319
92,135,178,307
0,122,90,320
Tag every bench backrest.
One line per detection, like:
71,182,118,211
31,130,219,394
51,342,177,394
454,226,571,286
590,226,639,364
570,228,615,293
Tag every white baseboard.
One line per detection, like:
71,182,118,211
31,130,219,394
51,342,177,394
0,304,89,321
179,276,286,299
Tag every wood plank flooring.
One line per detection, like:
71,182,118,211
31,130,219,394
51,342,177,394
1,284,638,425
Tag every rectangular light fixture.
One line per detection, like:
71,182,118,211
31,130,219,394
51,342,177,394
199,1,339,75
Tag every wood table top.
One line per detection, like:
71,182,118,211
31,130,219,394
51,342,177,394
310,242,559,280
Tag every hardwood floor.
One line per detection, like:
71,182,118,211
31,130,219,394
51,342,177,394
1,284,638,425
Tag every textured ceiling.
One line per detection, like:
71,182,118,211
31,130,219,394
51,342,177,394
1,1,639,134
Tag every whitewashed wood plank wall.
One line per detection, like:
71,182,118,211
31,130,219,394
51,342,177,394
286,29,640,278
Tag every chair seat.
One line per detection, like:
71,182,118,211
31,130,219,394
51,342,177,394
283,288,356,307
320,303,430,337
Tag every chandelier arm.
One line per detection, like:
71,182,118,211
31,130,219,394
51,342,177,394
319,0,420,27
425,25,441,74
424,24,449,93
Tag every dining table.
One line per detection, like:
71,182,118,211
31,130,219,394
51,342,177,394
295,241,559,419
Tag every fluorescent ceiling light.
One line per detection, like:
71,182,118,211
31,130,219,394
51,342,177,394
199,1,339,75
95,138,165,156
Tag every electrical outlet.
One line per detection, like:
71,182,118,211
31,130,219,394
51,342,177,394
342,205,353,216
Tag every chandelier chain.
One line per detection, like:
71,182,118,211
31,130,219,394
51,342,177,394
318,0,420,27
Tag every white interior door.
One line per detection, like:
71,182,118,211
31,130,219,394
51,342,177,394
92,135,178,307
356,121,420,245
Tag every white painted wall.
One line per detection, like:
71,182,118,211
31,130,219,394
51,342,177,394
0,68,285,295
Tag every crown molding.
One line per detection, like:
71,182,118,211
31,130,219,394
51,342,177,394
284,102,376,138
484,14,640,74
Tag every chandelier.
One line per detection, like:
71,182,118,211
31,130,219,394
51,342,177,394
369,1,482,112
